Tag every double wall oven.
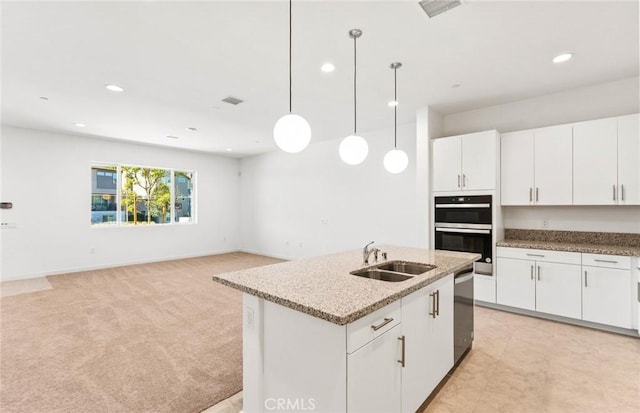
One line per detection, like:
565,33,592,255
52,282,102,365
434,195,493,276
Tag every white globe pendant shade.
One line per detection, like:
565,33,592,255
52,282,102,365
339,135,368,165
273,113,311,153
383,148,409,174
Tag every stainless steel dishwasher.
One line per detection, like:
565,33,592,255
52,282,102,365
454,264,474,364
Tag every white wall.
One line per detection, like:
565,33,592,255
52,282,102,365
0,126,240,281
443,76,640,136
239,123,419,260
441,76,640,234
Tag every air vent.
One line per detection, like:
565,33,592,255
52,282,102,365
418,0,462,18
222,96,244,105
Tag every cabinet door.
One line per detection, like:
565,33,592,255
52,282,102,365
534,124,573,205
347,324,402,413
432,136,462,192
462,131,496,191
617,114,640,205
535,262,582,319
573,118,618,205
501,130,534,205
582,266,632,328
496,257,536,310
400,276,453,413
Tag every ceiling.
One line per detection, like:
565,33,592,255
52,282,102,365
1,0,638,157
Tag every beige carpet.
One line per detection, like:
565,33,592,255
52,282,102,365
0,252,283,413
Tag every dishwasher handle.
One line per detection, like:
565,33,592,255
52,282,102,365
455,272,474,284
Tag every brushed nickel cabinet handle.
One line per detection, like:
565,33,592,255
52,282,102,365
429,292,436,318
613,184,616,201
398,336,406,367
537,266,541,281
371,317,393,331
529,187,533,202
621,184,625,201
435,290,440,317
594,259,618,264
463,174,467,187
457,175,461,188
526,253,545,258
536,187,539,202
530,265,534,280
584,270,588,287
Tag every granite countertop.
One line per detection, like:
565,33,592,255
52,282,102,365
497,229,640,256
496,239,640,256
212,246,480,326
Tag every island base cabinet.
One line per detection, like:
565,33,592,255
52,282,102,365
582,266,632,329
347,324,402,413
401,275,454,413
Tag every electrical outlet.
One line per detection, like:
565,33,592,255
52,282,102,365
90,247,96,254
542,219,549,229
0,222,16,229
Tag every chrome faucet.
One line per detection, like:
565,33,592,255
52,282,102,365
363,241,380,265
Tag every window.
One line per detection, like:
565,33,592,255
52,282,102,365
91,164,195,226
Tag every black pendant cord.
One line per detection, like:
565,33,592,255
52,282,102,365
353,35,357,135
394,67,397,149
288,0,292,113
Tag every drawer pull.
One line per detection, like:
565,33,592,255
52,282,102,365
594,259,618,264
526,253,545,258
398,335,406,367
371,317,394,331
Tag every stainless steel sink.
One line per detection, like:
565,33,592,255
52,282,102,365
350,268,413,282
375,261,436,275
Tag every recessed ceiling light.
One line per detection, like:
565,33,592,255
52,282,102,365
166,135,180,139
74,123,86,127
321,63,335,73
225,148,233,152
552,53,573,64
105,84,124,92
39,96,49,100
187,127,197,132
388,100,399,107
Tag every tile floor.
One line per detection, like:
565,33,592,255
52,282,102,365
0,276,52,297
204,306,640,413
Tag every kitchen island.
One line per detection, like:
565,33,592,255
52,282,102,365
213,246,480,413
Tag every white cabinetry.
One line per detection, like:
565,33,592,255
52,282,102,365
433,130,497,192
496,248,582,319
582,254,632,329
501,125,572,205
401,275,453,413
348,324,402,413
573,114,640,205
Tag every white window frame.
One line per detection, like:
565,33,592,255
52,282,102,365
90,162,196,227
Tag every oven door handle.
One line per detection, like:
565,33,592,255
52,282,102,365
435,203,491,208
435,227,491,235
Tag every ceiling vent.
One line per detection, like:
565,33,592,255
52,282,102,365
222,96,244,105
418,0,462,18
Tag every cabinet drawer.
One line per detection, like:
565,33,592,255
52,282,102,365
497,247,581,265
347,300,401,354
582,253,631,270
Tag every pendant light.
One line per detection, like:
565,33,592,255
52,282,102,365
273,0,311,153
383,62,408,174
339,29,368,165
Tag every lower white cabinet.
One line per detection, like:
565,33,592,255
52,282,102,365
347,324,402,413
401,275,453,413
496,250,582,319
496,248,636,331
583,265,632,329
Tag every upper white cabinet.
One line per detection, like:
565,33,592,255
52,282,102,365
501,125,573,205
617,114,640,205
573,114,639,205
432,130,497,192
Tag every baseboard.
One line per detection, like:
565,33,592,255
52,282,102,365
476,300,640,338
237,248,293,261
1,248,242,283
